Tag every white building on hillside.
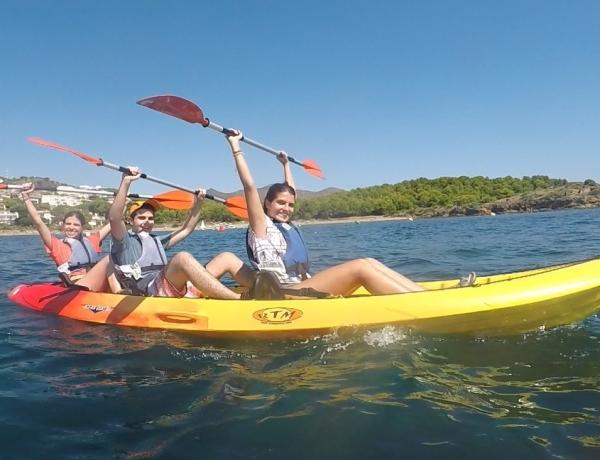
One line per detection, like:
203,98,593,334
88,213,106,228
0,210,19,225
41,193,83,207
41,212,54,224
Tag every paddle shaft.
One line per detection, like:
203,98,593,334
95,160,226,205
204,120,305,167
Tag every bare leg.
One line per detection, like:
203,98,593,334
76,256,110,292
164,252,241,300
106,263,123,293
205,252,256,287
296,258,422,296
364,258,424,292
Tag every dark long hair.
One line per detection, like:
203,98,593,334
263,182,296,214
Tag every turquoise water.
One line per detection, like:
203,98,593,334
1,210,600,459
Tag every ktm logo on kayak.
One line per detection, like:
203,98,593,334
253,307,303,324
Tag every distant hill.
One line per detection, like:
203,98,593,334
287,176,600,219
207,185,345,200
0,176,343,200
0,176,66,190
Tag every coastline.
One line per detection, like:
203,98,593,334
0,215,414,236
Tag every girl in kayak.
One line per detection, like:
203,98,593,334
19,184,114,291
225,131,424,296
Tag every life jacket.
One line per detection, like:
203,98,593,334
112,232,168,294
246,220,310,280
56,236,100,275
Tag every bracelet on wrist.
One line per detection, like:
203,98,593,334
233,150,242,156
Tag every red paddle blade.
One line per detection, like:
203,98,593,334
136,95,209,127
0,184,8,190
224,195,249,220
302,159,325,179
28,137,103,166
152,190,195,210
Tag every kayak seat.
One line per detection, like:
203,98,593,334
244,271,332,300
58,273,90,291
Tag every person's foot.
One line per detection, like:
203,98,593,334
459,272,477,287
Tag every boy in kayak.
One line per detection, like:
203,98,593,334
109,168,255,299
19,183,116,291
225,131,425,296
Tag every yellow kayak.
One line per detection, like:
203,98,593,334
8,258,600,337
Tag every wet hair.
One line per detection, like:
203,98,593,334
263,182,297,214
61,211,86,226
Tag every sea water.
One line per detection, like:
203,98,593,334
1,209,599,459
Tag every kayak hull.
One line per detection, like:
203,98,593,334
8,259,600,337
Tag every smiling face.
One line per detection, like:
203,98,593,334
61,215,84,238
265,190,296,223
131,209,155,233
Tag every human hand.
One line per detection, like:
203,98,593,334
225,129,244,155
192,188,206,209
276,151,289,166
195,188,207,201
123,167,142,182
19,182,35,200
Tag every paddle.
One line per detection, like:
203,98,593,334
62,187,196,210
136,95,325,179
26,137,249,219
1,183,196,211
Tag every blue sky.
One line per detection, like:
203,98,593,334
1,1,599,194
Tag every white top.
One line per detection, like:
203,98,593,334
247,215,304,285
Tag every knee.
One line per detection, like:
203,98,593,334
347,258,372,273
217,251,238,262
171,251,196,266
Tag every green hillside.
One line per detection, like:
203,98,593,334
293,176,572,219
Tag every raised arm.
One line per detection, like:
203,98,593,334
277,151,296,191
109,168,141,241
226,131,267,238
165,190,205,248
20,184,52,250
96,222,112,241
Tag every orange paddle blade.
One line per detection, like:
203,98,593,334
152,190,195,210
302,159,325,179
28,137,103,166
224,195,249,220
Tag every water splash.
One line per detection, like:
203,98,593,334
363,325,409,347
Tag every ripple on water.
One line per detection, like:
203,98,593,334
2,213,600,458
